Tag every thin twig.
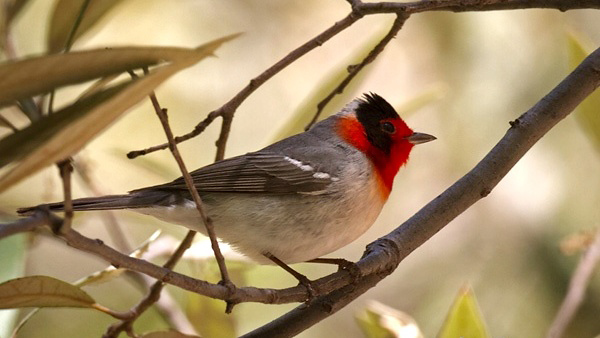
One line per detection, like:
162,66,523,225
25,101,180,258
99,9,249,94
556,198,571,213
305,13,407,130
57,160,74,232
103,232,197,338
356,0,600,14
72,157,196,333
0,211,54,239
72,158,131,252
125,0,597,159
126,11,363,159
147,91,232,286
547,228,600,338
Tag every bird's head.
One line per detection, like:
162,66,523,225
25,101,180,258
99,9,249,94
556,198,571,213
337,93,436,196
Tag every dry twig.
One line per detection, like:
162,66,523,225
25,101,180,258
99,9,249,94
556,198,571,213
305,13,407,130
547,229,600,338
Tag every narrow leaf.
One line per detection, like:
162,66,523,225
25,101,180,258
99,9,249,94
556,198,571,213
0,34,239,192
0,81,131,168
356,301,423,338
567,31,600,153
438,285,490,338
5,0,32,26
0,275,95,308
48,0,123,53
0,44,228,107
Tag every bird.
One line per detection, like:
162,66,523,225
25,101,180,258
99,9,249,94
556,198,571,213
19,93,435,287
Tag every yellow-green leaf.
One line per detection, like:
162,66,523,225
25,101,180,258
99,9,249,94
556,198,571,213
568,31,600,153
140,331,200,338
47,0,124,53
0,44,227,107
438,285,490,338
0,275,95,308
0,34,239,192
356,301,423,338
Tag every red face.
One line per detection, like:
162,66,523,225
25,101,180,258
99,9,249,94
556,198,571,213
337,94,417,197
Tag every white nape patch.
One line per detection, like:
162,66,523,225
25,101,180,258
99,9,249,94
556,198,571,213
338,99,360,116
284,156,313,172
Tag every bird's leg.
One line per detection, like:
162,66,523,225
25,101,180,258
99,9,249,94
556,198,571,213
263,252,316,301
307,258,361,280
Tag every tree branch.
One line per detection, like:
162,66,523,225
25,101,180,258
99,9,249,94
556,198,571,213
126,0,596,159
241,46,600,337
126,11,363,159
0,211,55,239
103,231,197,338
356,0,600,14
305,13,407,130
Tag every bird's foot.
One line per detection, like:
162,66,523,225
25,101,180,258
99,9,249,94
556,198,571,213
308,257,361,281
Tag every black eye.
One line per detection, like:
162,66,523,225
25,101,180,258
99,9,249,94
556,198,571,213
381,121,395,134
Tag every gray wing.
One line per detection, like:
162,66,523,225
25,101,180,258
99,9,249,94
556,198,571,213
132,151,340,195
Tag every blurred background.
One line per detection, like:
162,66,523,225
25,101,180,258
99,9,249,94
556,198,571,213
1,0,600,337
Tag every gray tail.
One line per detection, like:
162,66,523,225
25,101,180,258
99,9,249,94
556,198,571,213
17,190,177,215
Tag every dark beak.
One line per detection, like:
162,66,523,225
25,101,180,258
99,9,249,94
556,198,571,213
405,132,436,145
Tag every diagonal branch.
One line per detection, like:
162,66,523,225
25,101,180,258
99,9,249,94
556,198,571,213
241,46,600,337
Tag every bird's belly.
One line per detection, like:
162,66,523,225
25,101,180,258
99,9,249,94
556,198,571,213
136,178,386,264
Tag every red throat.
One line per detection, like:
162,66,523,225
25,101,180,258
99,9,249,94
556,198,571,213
337,115,414,198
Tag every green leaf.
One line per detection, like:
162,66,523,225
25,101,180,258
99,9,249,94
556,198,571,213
269,25,391,142
0,34,240,192
0,275,95,308
438,285,490,338
356,301,423,338
47,0,124,53
567,31,600,154
0,43,231,107
0,234,26,337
